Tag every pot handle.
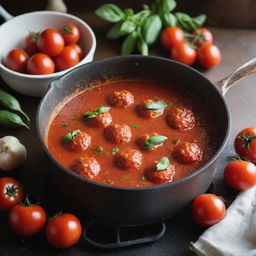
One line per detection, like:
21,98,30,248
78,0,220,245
0,5,14,21
215,57,256,95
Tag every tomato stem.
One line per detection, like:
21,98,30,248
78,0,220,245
237,133,256,152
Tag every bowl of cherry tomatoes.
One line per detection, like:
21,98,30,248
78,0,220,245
0,11,96,97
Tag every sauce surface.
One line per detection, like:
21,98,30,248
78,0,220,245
47,80,217,187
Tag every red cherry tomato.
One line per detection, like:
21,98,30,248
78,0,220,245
9,203,46,237
60,24,80,45
192,194,226,227
171,42,196,66
53,45,79,71
0,177,24,212
193,28,213,47
24,32,39,55
224,161,256,191
45,213,82,248
197,43,221,68
69,43,84,60
235,127,256,161
160,27,185,50
27,53,55,75
5,48,29,73
37,28,64,57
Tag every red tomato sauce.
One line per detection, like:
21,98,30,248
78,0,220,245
47,80,217,187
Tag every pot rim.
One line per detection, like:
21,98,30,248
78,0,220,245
36,55,231,191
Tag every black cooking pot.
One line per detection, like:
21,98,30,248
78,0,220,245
37,55,254,226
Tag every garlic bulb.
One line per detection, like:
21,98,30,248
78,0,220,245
46,0,67,13
0,136,26,171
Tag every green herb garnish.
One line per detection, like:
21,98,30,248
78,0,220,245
129,124,138,128
62,123,69,127
63,129,80,143
156,156,170,171
111,148,120,155
84,106,110,119
172,139,180,145
143,135,168,150
95,147,104,152
145,101,169,110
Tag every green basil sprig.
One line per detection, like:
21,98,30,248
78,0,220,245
63,129,80,143
111,148,120,155
156,156,170,171
145,101,169,110
0,110,29,129
95,0,207,55
143,135,168,150
84,107,110,119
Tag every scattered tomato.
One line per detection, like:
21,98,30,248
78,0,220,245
0,177,24,212
60,24,80,45
45,213,82,248
193,28,213,48
27,53,55,75
24,32,39,55
224,161,256,191
197,43,221,68
160,27,185,50
53,45,79,71
192,194,226,227
171,42,196,66
9,203,46,237
235,127,256,161
5,48,29,73
69,43,84,60
37,28,64,57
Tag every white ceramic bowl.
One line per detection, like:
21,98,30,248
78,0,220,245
0,11,96,97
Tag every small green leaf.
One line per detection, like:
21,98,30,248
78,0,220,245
121,31,138,55
162,13,177,27
156,156,170,171
133,10,151,23
107,22,125,39
192,14,207,28
62,123,69,127
143,4,150,10
96,106,110,114
95,147,104,152
95,4,125,23
120,20,136,34
145,101,169,110
111,148,120,155
84,106,110,119
172,139,180,145
143,135,168,150
63,129,80,143
142,15,162,45
129,124,138,128
157,0,177,14
124,8,134,16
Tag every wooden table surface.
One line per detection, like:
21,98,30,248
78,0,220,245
1,10,256,256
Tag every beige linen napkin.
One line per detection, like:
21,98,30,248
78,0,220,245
190,186,256,256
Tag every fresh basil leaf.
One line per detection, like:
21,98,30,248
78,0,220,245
143,4,150,10
192,14,207,28
63,129,81,143
124,8,134,17
85,106,110,119
111,148,120,154
145,101,169,110
95,4,125,23
120,20,136,34
175,12,192,31
121,31,138,55
157,0,177,14
137,37,148,56
95,147,104,152
133,10,151,23
107,22,125,39
96,106,110,114
129,124,138,128
156,156,170,171
142,15,162,45
162,13,177,27
143,135,168,150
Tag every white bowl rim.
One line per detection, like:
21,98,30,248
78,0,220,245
0,10,96,79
